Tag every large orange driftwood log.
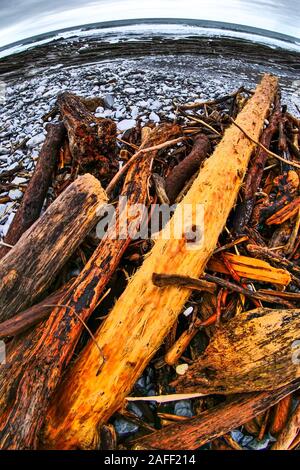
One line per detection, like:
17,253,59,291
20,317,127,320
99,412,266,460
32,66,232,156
0,174,107,322
44,74,278,449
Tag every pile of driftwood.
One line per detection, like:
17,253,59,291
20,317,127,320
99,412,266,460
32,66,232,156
0,74,300,450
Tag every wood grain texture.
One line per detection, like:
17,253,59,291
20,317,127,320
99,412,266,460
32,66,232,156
0,173,107,323
207,252,291,285
43,74,278,450
132,381,300,450
173,308,300,394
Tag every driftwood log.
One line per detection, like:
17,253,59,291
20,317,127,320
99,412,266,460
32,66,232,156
0,122,65,258
57,92,117,180
43,74,278,449
132,381,300,450
0,124,181,450
173,308,300,394
0,173,107,323
165,134,210,203
233,92,282,233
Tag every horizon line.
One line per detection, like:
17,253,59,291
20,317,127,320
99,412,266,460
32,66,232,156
0,17,299,55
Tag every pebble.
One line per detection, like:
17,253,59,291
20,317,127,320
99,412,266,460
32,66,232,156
174,400,194,418
113,417,139,438
26,133,46,149
117,119,136,132
11,176,27,185
0,148,9,155
8,189,23,200
103,94,115,108
149,111,160,123
183,306,193,317
176,363,189,375
130,106,139,119
124,87,136,94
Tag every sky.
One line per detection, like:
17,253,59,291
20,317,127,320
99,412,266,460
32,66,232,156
0,0,299,48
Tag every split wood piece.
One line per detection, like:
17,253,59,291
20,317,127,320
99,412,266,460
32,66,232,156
0,124,181,450
266,196,300,225
165,134,210,203
173,308,300,395
132,381,300,450
207,252,291,286
57,92,117,179
252,171,299,226
233,92,281,234
43,74,278,450
257,289,300,302
272,402,300,450
0,122,65,259
0,280,73,339
0,174,107,323
246,243,300,286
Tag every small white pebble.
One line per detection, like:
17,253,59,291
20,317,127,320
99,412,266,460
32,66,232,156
149,111,160,123
117,119,136,132
183,306,193,317
176,363,189,376
11,177,27,185
9,189,23,200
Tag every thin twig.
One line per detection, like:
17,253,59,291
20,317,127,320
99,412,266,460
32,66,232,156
106,136,186,195
229,117,300,169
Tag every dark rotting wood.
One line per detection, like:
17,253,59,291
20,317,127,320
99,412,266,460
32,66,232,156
0,174,107,323
165,134,210,203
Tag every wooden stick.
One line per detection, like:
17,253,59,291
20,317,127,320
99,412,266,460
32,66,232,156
132,381,300,450
43,74,278,449
57,92,117,181
0,174,107,323
0,280,73,339
229,117,300,170
0,122,65,259
153,272,291,306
